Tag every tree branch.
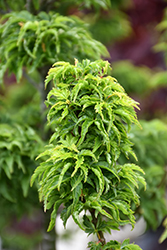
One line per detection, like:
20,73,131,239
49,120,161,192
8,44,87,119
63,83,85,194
26,0,32,12
39,0,56,12
26,0,37,14
23,70,39,90
90,209,106,246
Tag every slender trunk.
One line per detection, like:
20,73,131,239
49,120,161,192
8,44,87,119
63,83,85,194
90,209,106,246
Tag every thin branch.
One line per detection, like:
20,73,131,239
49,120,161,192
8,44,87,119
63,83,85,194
23,69,39,90
26,0,32,12
39,0,56,12
90,209,106,246
23,68,46,113
26,0,36,14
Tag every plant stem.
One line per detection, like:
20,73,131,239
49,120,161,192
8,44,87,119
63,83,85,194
23,70,39,90
90,209,106,246
39,0,55,12
26,0,33,12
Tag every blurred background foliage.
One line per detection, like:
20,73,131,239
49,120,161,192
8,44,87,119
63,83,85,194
1,0,167,249
119,119,167,230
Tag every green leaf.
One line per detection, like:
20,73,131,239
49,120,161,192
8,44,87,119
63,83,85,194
121,239,130,248
21,175,30,197
61,204,73,227
71,179,83,207
88,241,103,250
79,149,97,161
71,172,84,191
95,161,120,180
101,199,119,221
57,162,72,190
121,243,142,250
112,124,121,144
17,21,37,46
90,200,113,220
103,240,120,250
30,163,47,186
72,203,84,230
71,156,84,177
23,39,36,59
95,102,104,120
91,166,104,195
77,119,94,146
72,81,85,102
92,136,102,153
5,154,14,176
0,182,16,202
83,214,96,235
47,199,63,231
60,107,69,121
159,227,167,244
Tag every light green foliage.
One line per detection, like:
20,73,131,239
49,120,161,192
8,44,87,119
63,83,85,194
0,10,108,84
112,61,151,96
0,122,43,202
119,119,167,230
31,59,145,249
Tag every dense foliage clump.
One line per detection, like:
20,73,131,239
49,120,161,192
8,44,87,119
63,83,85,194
0,11,108,84
31,59,145,249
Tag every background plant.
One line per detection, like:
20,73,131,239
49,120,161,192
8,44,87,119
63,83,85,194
0,1,109,249
118,119,167,230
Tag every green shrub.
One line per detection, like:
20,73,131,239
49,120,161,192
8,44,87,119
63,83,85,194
31,59,145,249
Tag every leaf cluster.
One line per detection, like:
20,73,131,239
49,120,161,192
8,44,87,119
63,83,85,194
88,238,142,250
31,59,145,238
57,0,111,12
0,10,108,84
0,0,111,14
0,122,43,202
